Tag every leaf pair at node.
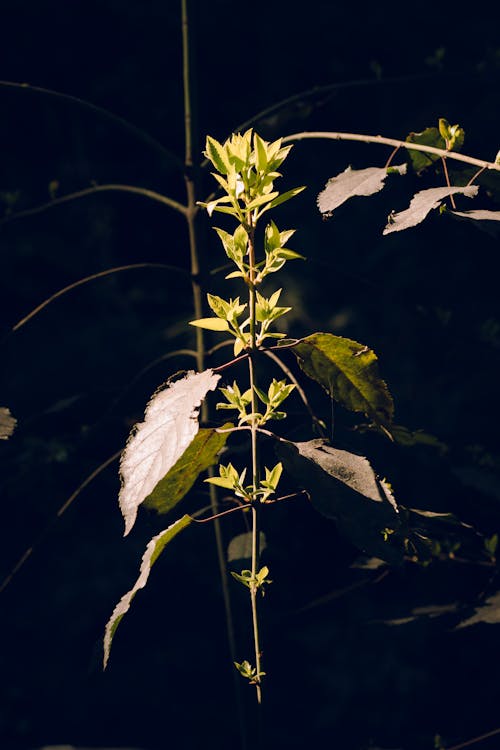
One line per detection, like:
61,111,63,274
217,378,295,426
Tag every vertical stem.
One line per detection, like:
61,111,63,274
181,2,246,745
247,224,263,705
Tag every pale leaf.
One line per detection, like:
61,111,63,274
0,407,16,440
103,514,192,668
383,185,478,234
317,164,406,217
119,369,220,536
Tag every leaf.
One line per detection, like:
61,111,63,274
405,126,445,174
143,424,233,514
450,209,500,237
0,407,17,440
293,333,394,429
317,164,406,217
276,439,402,562
119,369,220,536
103,514,192,668
383,185,478,235
456,591,500,629
189,317,230,331
227,531,267,562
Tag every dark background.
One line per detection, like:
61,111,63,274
1,2,500,749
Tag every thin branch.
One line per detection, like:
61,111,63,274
441,156,456,209
1,184,187,227
212,352,250,373
12,263,190,332
467,166,487,187
190,504,248,523
446,726,500,750
0,450,120,594
282,131,500,172
0,80,183,170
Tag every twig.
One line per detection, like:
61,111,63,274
282,131,500,172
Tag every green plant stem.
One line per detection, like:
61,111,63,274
282,131,500,172
181,2,245,744
246,222,263,705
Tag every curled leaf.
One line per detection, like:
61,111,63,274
383,185,478,234
317,164,406,217
119,369,220,536
103,514,192,668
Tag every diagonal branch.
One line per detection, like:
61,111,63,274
1,184,187,227
11,263,190,331
0,80,183,170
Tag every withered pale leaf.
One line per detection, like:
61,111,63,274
317,164,406,217
383,185,478,234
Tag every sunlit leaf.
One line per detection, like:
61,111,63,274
450,209,500,237
103,514,192,668
383,185,478,235
0,407,16,440
317,164,406,217
143,424,233,514
293,333,393,430
119,369,220,536
276,439,402,562
456,591,500,629
189,317,230,331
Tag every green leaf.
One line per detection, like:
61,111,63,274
227,531,267,562
103,514,192,668
265,186,306,211
246,191,279,211
205,135,231,174
189,318,230,331
293,333,394,429
143,424,233,514
276,439,402,562
406,126,445,173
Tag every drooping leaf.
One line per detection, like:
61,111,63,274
227,531,267,563
143,423,233,515
119,369,220,536
382,603,459,627
293,333,394,430
103,514,192,668
276,439,402,562
0,407,16,440
456,591,500,629
405,127,446,174
383,185,478,234
450,209,500,237
317,164,406,217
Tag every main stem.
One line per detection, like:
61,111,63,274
181,1,245,742
247,225,263,705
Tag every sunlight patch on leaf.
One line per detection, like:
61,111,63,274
143,424,232,515
293,333,394,430
383,185,478,235
276,439,402,562
119,369,220,535
456,591,500,629
0,407,17,440
317,164,406,217
103,514,192,668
